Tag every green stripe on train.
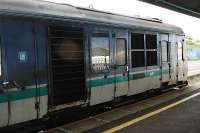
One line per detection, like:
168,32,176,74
0,87,48,103
88,69,171,87
0,69,172,103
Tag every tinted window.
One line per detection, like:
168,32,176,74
131,51,145,67
146,34,158,66
131,33,145,68
147,51,157,66
131,33,144,49
146,34,157,49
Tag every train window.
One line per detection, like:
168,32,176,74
147,51,157,66
131,33,144,49
131,51,145,67
116,39,126,65
146,34,158,66
146,34,157,49
161,42,169,62
131,33,145,68
182,40,187,60
91,32,110,72
178,42,183,60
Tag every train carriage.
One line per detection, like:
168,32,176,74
0,0,187,132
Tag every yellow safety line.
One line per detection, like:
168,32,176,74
102,91,200,133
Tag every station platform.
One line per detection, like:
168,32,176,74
44,82,200,133
108,91,200,133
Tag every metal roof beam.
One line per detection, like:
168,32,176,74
139,0,200,18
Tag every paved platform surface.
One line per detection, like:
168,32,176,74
44,82,200,133
188,60,200,76
87,83,200,133
43,62,200,133
115,94,200,133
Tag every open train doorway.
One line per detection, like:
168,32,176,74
48,26,85,107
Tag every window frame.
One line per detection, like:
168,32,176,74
182,39,187,61
116,38,127,66
161,40,170,63
146,33,158,69
90,30,111,73
130,32,146,71
130,31,159,71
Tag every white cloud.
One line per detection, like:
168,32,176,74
45,0,200,40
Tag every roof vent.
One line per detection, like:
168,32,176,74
151,18,162,22
144,16,163,23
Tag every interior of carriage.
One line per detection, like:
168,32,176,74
48,26,86,106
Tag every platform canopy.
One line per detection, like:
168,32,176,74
139,0,200,18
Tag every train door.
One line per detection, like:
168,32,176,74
113,30,129,97
0,19,40,125
89,28,114,105
177,36,185,81
160,34,171,84
48,26,86,107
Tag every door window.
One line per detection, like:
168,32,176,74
91,32,110,72
162,41,170,62
116,38,126,66
178,42,183,60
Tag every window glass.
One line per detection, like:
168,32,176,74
161,41,170,62
131,33,145,68
146,34,158,66
183,41,187,60
91,32,110,72
131,33,158,68
131,51,145,67
147,51,157,66
131,33,144,49
146,34,157,49
116,39,126,65
161,42,168,62
178,42,183,60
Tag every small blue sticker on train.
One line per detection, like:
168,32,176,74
18,51,27,62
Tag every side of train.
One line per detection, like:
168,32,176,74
0,0,187,131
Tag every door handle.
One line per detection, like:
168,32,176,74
126,66,129,72
168,63,171,67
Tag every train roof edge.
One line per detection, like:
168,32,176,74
0,0,184,35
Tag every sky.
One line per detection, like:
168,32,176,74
46,0,200,40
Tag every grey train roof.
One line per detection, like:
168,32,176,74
0,0,184,35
